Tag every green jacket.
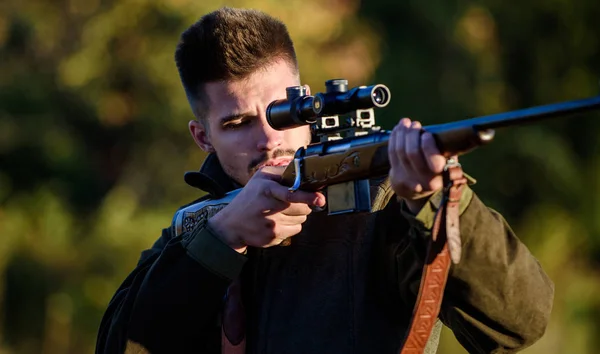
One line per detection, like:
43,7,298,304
96,153,554,354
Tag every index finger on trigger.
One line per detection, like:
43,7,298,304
285,189,326,207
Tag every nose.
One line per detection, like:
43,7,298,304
256,119,283,151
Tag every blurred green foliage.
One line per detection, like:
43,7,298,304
0,0,599,353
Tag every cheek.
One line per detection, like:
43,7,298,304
212,134,252,167
212,131,251,153
286,127,311,146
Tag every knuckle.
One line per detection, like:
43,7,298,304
262,181,281,199
428,177,444,190
264,219,276,232
411,182,424,193
272,229,283,242
262,185,272,199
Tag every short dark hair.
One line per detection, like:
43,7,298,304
175,7,298,122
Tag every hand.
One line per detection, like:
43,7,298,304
388,118,450,214
207,166,326,253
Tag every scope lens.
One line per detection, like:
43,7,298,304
372,88,388,105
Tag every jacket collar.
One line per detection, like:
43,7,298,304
183,153,240,198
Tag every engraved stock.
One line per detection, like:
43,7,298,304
172,190,241,237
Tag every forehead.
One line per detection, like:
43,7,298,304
202,60,300,120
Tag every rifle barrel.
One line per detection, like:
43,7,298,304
428,95,600,131
424,95,600,156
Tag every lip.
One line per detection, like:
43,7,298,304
258,157,293,169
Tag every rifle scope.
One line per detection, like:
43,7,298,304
312,79,391,116
266,79,391,131
266,86,317,130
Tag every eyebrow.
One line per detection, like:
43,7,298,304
218,112,255,126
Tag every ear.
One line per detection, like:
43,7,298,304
189,120,215,153
303,84,311,96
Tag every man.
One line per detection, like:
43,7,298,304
96,7,554,354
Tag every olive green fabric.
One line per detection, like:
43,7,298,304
184,223,247,280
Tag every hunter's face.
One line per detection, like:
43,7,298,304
189,59,312,186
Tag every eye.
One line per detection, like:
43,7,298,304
223,120,251,130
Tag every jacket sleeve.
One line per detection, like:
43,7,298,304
95,223,247,354
393,186,554,353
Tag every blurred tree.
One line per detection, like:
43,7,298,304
0,0,599,353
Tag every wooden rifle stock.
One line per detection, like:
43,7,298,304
281,95,600,191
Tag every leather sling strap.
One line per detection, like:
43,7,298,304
399,159,467,354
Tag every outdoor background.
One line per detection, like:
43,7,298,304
1,0,599,353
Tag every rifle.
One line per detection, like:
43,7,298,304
173,78,600,225
266,78,600,214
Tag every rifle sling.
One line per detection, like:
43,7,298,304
400,163,467,354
